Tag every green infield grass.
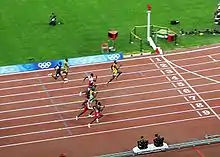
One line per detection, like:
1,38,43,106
0,0,220,66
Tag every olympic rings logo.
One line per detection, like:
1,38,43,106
37,62,52,69
107,54,121,61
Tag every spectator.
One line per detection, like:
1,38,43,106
49,12,57,26
214,12,220,25
153,134,164,147
214,4,220,25
137,136,148,149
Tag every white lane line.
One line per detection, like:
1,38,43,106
0,78,218,114
0,115,216,148
2,106,219,140
184,97,189,101
36,74,73,136
151,57,202,117
0,71,150,92
0,63,151,83
0,78,219,107
0,73,164,98
1,98,219,130
0,53,218,85
172,59,219,68
0,44,219,78
0,67,159,90
208,55,217,62
190,104,196,109
169,60,220,84
177,90,183,94
164,45,220,56
165,52,220,63
0,61,219,92
163,56,220,120
0,71,219,100
0,89,219,122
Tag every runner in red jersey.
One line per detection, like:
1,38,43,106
88,101,105,128
75,99,93,120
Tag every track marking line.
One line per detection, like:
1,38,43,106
190,104,196,109
0,93,219,123
0,45,219,151
0,45,219,78
1,108,203,139
0,53,219,85
193,147,206,157
0,62,154,83
177,89,183,94
0,80,219,108
208,55,217,62
164,45,220,56
36,74,73,136
0,61,219,93
0,87,219,117
168,60,220,84
151,57,203,116
0,74,174,98
1,68,219,99
169,59,218,68
0,88,219,118
1,98,219,130
0,115,216,148
184,97,189,101
163,56,220,120
1,107,219,139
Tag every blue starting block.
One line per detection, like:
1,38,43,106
132,143,169,155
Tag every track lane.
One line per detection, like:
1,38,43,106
0,108,204,147
0,45,219,157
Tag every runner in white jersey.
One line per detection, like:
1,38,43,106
83,73,97,90
88,74,94,85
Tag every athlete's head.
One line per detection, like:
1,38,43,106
59,61,62,65
65,58,68,62
114,60,117,64
91,73,94,77
98,102,101,106
91,85,96,91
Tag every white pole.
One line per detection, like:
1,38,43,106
147,4,151,41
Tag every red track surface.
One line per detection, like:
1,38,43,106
0,45,220,157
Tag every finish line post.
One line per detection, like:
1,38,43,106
147,4,151,41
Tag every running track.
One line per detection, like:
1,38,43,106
0,45,220,157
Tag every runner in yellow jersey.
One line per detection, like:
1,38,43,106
88,85,98,104
106,60,122,85
62,58,69,83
